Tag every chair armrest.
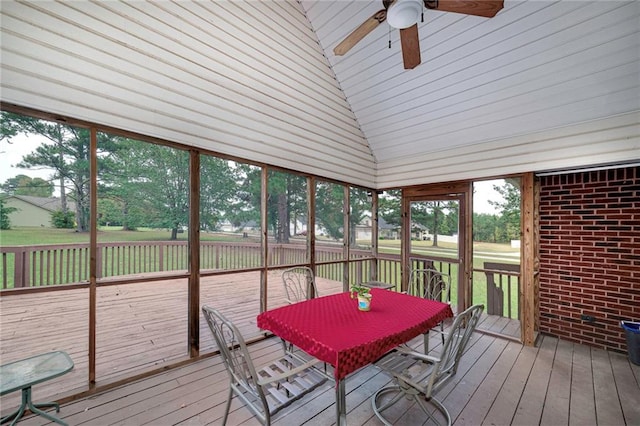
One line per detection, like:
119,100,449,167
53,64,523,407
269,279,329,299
396,344,441,364
256,358,326,386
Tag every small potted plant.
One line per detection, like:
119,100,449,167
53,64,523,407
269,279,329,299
350,284,372,311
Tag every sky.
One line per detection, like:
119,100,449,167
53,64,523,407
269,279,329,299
1,133,54,183
473,179,505,214
1,133,505,213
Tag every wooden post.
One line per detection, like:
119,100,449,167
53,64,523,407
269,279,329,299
260,168,268,313
461,182,473,313
188,150,200,357
308,176,316,294
371,191,379,281
343,185,349,291
89,127,97,386
521,172,538,346
400,190,410,293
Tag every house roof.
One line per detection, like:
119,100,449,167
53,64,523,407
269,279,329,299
2,194,76,212
0,1,638,189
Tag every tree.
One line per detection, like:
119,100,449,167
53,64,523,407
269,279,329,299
378,190,401,229
0,199,17,230
1,174,54,197
315,181,345,241
439,201,459,236
115,141,190,240
473,213,501,243
98,136,157,231
489,180,521,242
266,170,306,243
349,187,371,246
230,164,262,231
199,156,242,232
0,112,120,232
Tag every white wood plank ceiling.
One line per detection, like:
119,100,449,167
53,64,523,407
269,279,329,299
1,1,638,189
301,0,640,186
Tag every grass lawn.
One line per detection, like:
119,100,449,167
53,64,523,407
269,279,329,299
0,226,246,246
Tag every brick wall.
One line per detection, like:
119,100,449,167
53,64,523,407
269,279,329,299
539,166,639,353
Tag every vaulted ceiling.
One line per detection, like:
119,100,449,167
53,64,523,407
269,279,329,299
301,0,640,185
1,1,638,189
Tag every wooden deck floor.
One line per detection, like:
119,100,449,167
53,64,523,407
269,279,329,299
4,273,635,425
7,329,640,426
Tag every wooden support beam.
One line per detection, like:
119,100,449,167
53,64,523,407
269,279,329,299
188,150,200,357
89,127,97,386
521,172,538,346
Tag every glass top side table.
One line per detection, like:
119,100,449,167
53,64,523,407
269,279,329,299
1,351,74,426
362,281,395,290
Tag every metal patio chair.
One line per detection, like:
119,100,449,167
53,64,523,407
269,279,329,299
282,266,318,304
202,306,328,425
408,268,452,353
372,304,484,426
280,266,325,362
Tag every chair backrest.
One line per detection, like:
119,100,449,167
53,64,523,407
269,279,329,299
426,304,484,396
408,268,451,303
202,305,327,425
282,266,318,304
201,306,268,415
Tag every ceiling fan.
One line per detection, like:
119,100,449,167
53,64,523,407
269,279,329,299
333,0,504,69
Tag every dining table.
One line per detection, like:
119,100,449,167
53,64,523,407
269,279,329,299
256,288,453,425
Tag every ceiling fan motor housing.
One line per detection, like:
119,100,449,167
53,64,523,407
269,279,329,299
387,0,423,29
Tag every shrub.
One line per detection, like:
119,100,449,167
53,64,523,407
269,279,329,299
51,209,75,229
0,199,17,230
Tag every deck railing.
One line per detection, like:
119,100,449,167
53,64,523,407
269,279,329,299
0,242,517,320
0,242,384,289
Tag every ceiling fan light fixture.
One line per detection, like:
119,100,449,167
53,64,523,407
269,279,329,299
387,0,422,29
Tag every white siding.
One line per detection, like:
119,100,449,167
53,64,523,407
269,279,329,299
0,0,375,187
376,112,640,187
2,0,639,189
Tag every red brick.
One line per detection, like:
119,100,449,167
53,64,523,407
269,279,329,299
539,166,639,354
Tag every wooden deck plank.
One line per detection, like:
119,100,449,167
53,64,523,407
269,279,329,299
540,337,572,425
9,332,639,426
592,347,626,425
455,340,521,425
387,333,491,425
4,278,638,426
511,335,557,425
609,351,640,425
446,337,510,422
569,343,597,426
482,339,540,425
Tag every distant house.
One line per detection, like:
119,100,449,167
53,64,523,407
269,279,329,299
355,215,399,240
1,194,75,228
218,219,259,234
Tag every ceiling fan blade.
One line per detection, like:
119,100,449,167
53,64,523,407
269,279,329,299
334,9,387,56
399,24,421,69
424,0,504,18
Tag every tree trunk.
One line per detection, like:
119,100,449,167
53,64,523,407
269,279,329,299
277,193,288,243
432,206,439,247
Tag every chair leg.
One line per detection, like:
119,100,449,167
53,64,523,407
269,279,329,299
371,385,406,426
415,395,452,426
222,387,233,425
424,332,430,353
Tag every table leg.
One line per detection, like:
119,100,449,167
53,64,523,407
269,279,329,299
335,380,347,425
24,387,67,426
0,387,67,426
1,388,28,426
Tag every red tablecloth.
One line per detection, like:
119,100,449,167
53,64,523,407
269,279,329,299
257,288,453,381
